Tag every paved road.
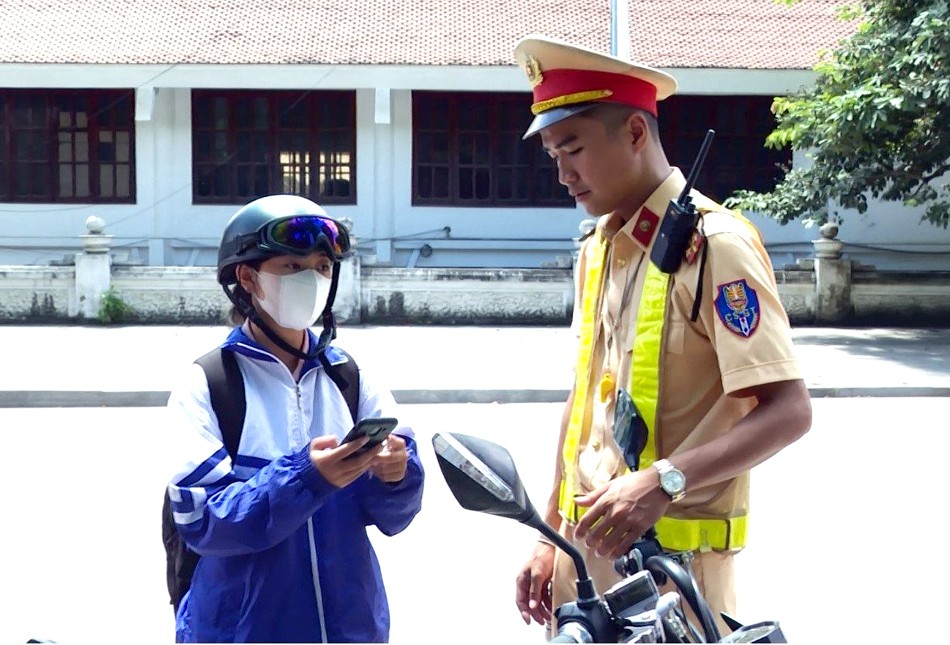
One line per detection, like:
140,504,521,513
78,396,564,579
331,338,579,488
3,397,949,644
1,324,949,407
2,323,947,643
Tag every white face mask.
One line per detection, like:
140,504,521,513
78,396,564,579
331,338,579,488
253,269,333,330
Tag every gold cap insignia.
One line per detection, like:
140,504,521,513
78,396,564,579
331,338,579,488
524,54,543,88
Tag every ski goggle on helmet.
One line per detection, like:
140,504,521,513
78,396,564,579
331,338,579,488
237,215,351,261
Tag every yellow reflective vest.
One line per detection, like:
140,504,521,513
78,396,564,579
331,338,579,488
560,209,754,553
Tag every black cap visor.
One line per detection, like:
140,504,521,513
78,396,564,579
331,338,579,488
522,103,600,139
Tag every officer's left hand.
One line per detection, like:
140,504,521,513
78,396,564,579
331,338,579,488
572,470,670,560
369,434,409,483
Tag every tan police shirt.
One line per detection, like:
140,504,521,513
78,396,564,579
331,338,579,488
569,168,802,522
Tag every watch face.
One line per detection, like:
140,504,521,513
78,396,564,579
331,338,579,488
661,469,686,494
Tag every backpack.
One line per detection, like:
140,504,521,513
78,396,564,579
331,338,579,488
161,347,361,613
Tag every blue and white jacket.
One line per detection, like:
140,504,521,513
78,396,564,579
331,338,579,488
166,326,424,643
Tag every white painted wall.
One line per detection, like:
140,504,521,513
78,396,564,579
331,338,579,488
748,152,950,271
1,64,947,271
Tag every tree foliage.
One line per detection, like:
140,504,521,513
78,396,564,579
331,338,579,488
729,0,950,228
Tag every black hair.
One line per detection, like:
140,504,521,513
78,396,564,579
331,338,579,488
226,259,263,325
584,103,661,142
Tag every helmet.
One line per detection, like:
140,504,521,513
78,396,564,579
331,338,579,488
216,194,351,285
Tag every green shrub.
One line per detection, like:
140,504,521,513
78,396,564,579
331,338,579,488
99,288,133,323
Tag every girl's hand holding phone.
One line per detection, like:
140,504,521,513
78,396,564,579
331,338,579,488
369,434,409,483
308,435,377,488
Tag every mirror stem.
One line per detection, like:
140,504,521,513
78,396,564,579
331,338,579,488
530,518,597,603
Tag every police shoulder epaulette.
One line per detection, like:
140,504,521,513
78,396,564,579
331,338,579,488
697,207,754,238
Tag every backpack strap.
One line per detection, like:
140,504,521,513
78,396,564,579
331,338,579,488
195,348,246,461
196,345,355,454
319,349,360,424
164,349,246,613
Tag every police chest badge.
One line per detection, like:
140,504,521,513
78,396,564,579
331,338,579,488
714,279,760,338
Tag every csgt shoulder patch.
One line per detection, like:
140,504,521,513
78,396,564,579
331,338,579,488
714,279,760,338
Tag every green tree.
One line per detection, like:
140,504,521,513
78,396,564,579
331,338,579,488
729,0,950,228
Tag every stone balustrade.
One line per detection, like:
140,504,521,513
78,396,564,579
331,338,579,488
1,218,948,326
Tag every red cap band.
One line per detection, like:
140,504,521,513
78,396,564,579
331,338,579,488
531,69,659,117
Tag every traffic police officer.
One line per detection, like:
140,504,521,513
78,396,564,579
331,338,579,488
511,34,813,633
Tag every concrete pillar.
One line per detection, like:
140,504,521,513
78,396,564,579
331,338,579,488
812,222,853,323
334,217,362,324
372,88,395,266
73,216,113,320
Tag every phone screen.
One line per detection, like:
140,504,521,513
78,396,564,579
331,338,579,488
341,417,398,459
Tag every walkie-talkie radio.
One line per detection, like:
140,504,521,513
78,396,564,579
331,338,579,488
649,129,716,274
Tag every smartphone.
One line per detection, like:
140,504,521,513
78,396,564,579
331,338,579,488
341,417,398,459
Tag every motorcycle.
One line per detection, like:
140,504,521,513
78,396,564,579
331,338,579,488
431,431,785,643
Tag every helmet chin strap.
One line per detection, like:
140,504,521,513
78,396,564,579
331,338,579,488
313,262,342,356
221,262,342,362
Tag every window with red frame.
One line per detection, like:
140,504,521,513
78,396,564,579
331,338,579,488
192,90,356,205
0,89,135,203
412,91,571,207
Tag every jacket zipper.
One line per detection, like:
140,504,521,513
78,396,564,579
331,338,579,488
307,518,329,642
298,369,326,640
236,337,330,640
296,381,312,448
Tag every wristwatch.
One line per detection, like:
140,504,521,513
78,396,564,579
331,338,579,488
653,459,686,503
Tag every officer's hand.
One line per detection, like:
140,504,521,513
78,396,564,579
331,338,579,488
573,470,670,560
515,541,555,626
369,434,409,483
308,435,379,488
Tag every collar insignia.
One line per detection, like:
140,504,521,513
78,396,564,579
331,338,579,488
685,229,705,264
630,208,659,247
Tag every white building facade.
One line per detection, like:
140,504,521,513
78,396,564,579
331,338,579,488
0,0,946,273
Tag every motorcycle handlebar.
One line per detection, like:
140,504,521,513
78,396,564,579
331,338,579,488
550,621,593,643
644,555,720,643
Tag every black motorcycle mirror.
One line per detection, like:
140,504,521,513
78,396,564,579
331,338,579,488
432,432,599,604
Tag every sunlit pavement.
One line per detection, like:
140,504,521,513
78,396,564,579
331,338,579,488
4,397,948,644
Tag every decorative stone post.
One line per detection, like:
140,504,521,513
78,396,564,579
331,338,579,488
334,217,361,325
73,216,114,320
812,222,853,323
570,218,597,317
812,222,844,260
577,218,597,247
575,218,597,264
